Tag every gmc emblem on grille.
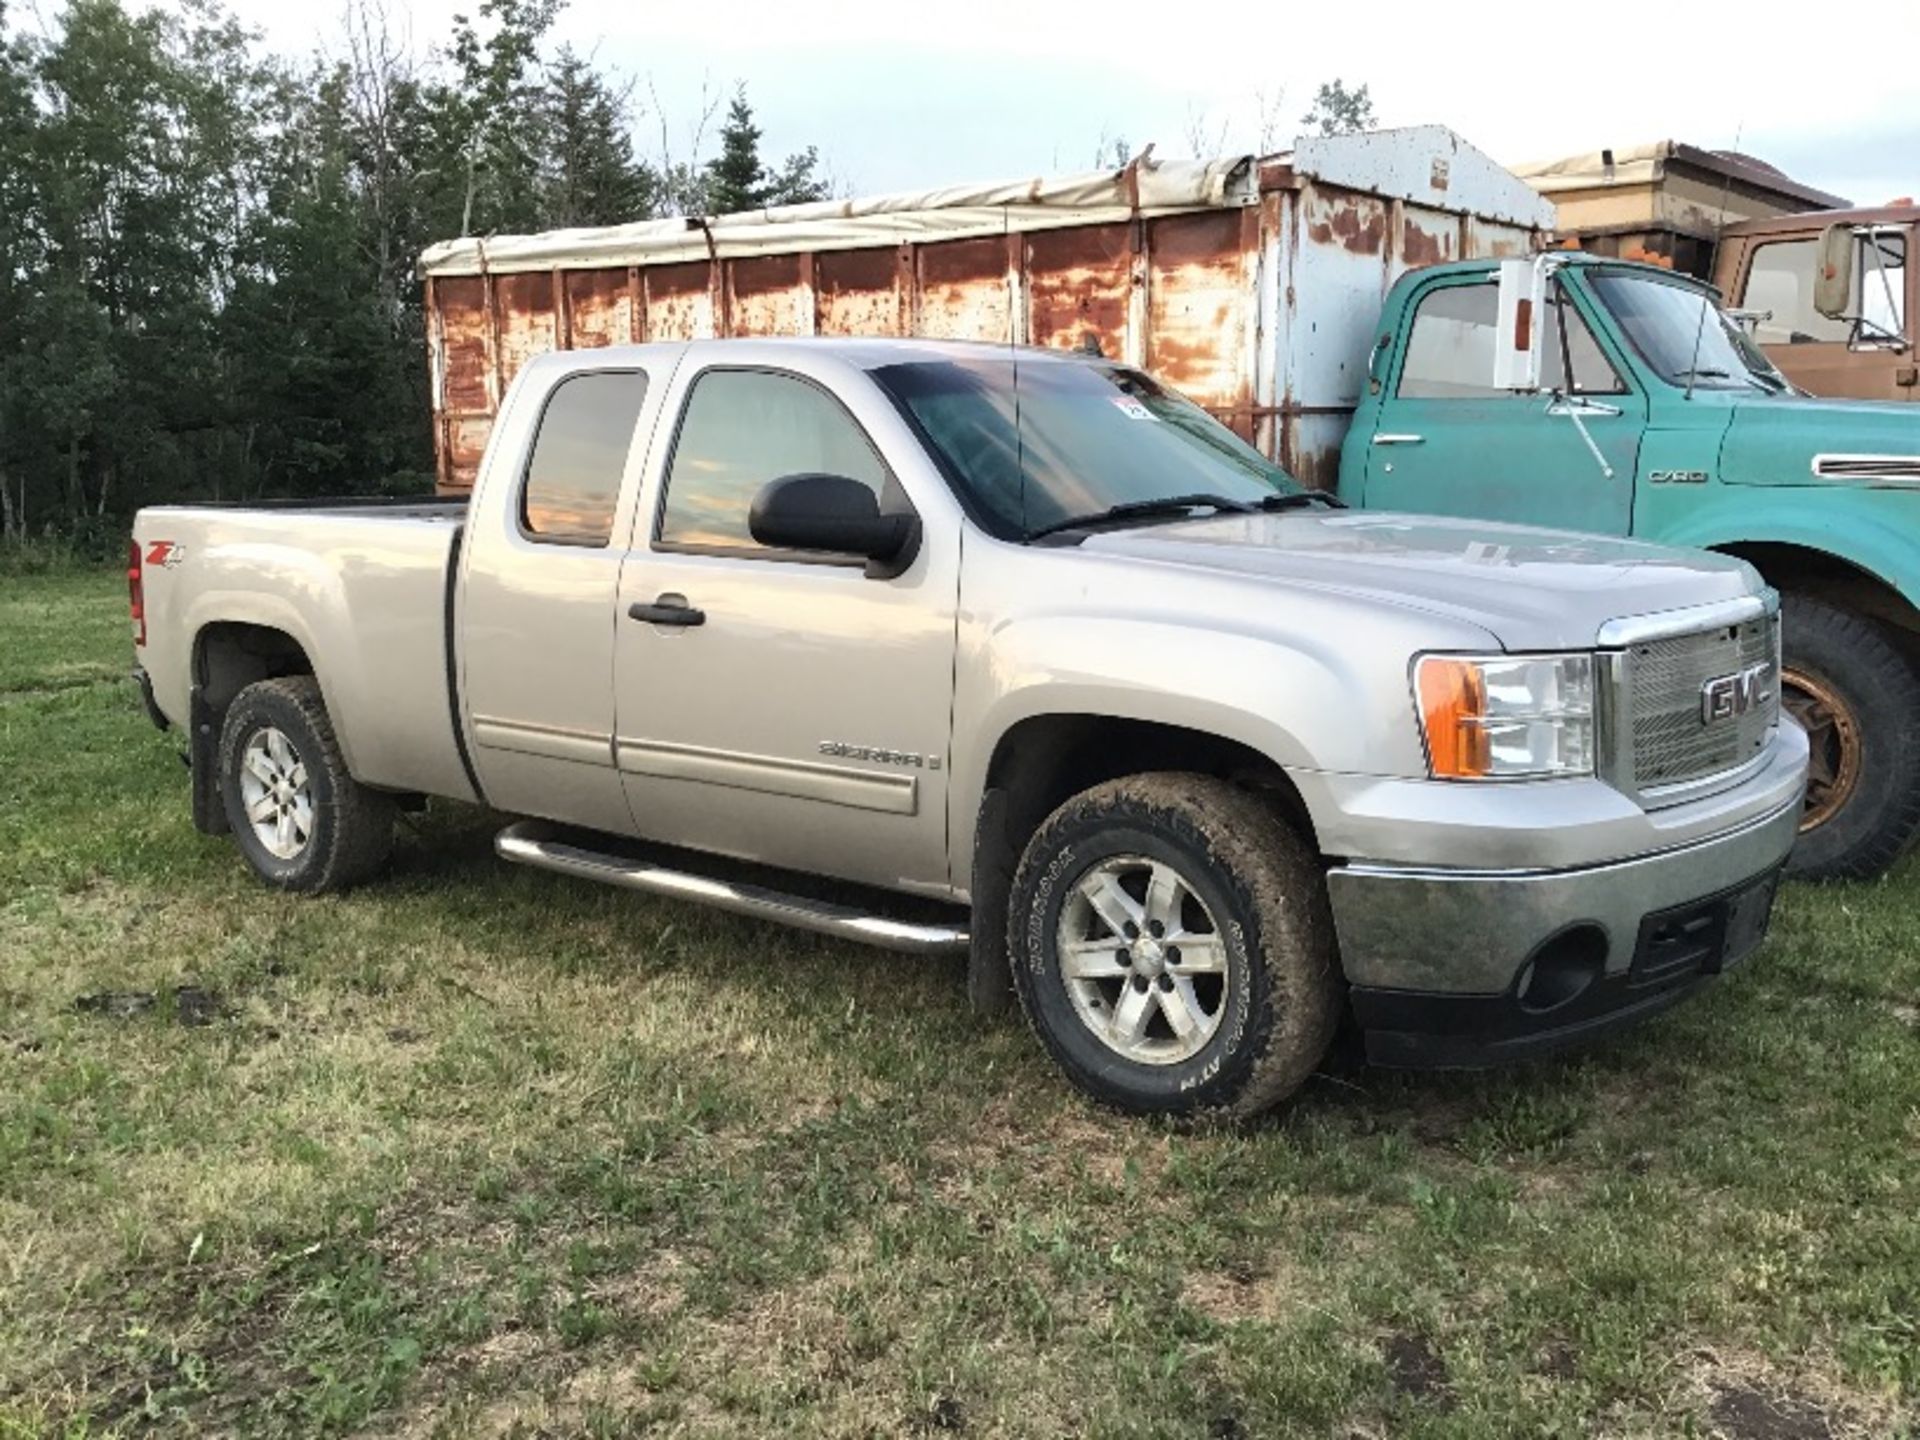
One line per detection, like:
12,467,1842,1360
1700,662,1772,724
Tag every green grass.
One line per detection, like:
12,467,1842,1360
1,566,1916,1438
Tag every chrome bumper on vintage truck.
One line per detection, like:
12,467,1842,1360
1323,722,1808,1067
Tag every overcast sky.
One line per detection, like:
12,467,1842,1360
220,0,1915,209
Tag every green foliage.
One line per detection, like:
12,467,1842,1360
0,0,833,538
702,84,829,216
1302,78,1376,137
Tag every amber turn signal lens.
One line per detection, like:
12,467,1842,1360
1416,657,1490,779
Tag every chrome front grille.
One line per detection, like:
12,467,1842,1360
1622,615,1779,793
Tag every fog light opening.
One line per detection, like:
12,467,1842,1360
1516,924,1608,1014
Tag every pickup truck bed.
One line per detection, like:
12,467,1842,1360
135,497,478,807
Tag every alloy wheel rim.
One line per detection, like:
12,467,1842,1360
239,726,314,860
1780,668,1862,833
1056,854,1230,1066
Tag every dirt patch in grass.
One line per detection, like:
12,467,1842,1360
1383,1331,1453,1410
1678,1346,1907,1440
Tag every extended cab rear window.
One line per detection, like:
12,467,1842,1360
521,371,649,546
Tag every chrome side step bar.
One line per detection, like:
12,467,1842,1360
494,821,969,956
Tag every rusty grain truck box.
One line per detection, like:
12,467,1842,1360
419,126,1554,495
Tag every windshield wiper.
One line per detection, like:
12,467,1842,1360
1026,493,1258,540
1258,491,1346,511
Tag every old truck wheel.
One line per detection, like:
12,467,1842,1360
219,676,395,893
1779,595,1920,880
1006,773,1340,1119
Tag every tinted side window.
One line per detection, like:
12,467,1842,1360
1399,283,1500,397
521,371,649,545
659,370,889,551
1745,240,1850,345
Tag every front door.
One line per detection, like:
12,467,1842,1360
1358,276,1642,535
612,361,959,895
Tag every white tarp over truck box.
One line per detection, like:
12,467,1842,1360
419,126,1554,492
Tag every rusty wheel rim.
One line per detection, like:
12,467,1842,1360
1780,668,1862,833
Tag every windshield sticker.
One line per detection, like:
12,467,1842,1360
1110,397,1157,421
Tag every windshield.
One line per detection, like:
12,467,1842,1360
1587,270,1786,392
870,357,1300,539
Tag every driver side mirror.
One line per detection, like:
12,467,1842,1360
748,473,920,579
1814,222,1854,320
1493,257,1547,392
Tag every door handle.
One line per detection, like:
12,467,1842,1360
628,595,705,627
1372,433,1424,445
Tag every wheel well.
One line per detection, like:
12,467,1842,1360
975,715,1314,888
194,622,316,715
1716,543,1920,638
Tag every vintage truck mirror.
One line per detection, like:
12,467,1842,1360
1814,222,1854,320
748,473,920,579
1493,257,1546,391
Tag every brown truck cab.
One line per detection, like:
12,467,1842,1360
1715,205,1918,402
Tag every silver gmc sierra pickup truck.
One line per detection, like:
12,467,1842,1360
129,338,1809,1117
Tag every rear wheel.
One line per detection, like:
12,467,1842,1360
1006,773,1340,1119
1779,595,1920,880
218,676,395,893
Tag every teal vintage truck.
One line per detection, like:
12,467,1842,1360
1339,252,1920,880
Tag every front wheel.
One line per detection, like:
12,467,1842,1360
218,676,395,893
1779,595,1920,880
1006,773,1341,1119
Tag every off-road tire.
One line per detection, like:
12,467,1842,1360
1781,595,1920,881
218,676,395,893
1006,773,1341,1119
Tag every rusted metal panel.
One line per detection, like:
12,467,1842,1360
1145,209,1255,434
433,275,493,416
727,252,812,337
423,131,1550,492
563,268,634,349
1398,204,1460,272
444,416,493,493
493,272,559,396
815,247,905,337
1466,217,1535,258
646,261,716,340
1027,224,1132,358
917,235,1012,341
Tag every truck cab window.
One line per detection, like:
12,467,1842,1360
520,371,649,545
1400,280,1622,397
1398,283,1502,397
659,369,889,552
1555,287,1627,395
1744,239,1852,346
1856,231,1907,342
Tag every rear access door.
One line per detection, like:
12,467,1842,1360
1356,272,1642,535
458,357,676,837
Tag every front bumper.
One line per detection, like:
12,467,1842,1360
1325,779,1803,1069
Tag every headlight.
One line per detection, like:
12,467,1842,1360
1414,653,1595,780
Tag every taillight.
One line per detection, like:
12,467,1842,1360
127,539,145,646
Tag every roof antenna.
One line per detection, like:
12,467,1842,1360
1684,121,1743,402
1005,199,1028,536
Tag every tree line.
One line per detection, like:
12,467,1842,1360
0,0,829,545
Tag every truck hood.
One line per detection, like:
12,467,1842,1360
1076,509,1761,651
1722,393,1920,488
